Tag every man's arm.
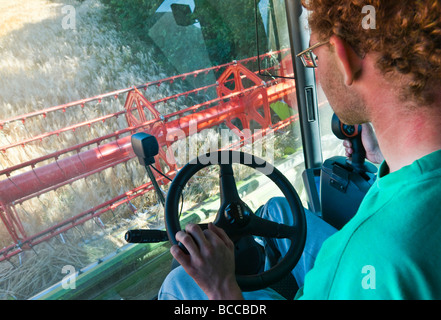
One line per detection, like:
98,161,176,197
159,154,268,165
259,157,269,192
170,223,244,300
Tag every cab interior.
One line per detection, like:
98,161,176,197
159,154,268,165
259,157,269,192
0,0,380,300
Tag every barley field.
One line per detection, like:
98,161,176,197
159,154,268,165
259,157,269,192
0,0,177,299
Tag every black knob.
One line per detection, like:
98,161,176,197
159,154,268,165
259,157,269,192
331,113,366,172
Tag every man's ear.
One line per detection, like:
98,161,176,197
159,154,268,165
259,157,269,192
330,35,363,86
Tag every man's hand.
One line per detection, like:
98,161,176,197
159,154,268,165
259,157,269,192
170,222,243,300
343,122,384,164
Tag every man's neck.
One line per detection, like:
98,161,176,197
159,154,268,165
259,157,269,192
371,105,441,173
355,55,441,173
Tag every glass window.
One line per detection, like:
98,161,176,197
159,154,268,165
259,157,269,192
0,0,331,300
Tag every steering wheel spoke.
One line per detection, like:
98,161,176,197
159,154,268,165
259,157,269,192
244,214,297,240
219,164,241,205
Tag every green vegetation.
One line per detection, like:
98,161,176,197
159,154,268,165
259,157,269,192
99,0,267,72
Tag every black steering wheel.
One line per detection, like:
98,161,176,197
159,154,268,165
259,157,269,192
165,150,306,292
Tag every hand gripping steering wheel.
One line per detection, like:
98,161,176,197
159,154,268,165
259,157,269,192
165,150,306,292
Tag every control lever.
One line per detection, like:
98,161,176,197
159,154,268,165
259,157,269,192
125,224,209,255
128,132,207,250
131,132,165,206
126,132,167,245
331,113,366,172
125,229,168,243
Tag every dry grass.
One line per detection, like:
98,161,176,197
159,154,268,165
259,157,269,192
0,0,172,299
0,0,60,37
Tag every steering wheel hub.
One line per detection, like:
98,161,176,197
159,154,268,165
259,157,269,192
223,202,250,226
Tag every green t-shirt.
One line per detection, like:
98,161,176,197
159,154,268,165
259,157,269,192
297,149,441,300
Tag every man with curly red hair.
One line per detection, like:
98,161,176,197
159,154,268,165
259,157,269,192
291,0,441,299
159,0,441,300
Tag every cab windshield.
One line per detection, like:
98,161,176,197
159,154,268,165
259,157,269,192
0,0,341,300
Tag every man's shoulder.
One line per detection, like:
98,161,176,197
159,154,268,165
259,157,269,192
330,196,441,299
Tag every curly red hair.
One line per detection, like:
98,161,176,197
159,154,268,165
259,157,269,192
302,0,441,105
